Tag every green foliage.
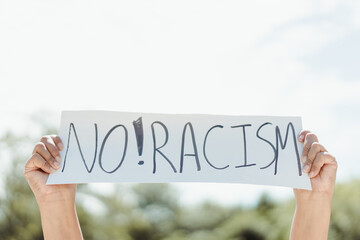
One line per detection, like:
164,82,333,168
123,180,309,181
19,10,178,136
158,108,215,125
0,129,359,240
0,133,43,240
330,179,360,240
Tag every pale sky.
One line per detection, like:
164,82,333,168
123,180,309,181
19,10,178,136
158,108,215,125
1,0,360,206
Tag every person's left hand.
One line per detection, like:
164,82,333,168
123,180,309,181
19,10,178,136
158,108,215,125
24,135,76,206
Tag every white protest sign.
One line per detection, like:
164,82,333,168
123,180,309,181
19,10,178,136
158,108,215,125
47,111,311,190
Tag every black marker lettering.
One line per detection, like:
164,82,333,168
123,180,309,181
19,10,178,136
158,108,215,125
133,117,144,156
99,124,128,174
203,125,229,170
275,122,302,176
258,122,302,175
62,123,98,173
151,121,177,174
231,124,256,168
180,122,201,173
257,122,277,174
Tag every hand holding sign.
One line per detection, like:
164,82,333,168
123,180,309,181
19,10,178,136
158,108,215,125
47,111,311,189
25,135,74,204
293,130,337,204
24,136,82,239
290,130,337,240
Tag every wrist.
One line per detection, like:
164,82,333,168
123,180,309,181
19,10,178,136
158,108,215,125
294,188,334,205
38,198,75,214
36,192,75,209
33,185,76,208
295,192,333,212
298,192,332,203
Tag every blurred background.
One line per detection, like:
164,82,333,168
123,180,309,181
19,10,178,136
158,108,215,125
1,0,360,239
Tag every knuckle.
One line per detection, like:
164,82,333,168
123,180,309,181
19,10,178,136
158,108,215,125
304,159,312,166
313,156,323,165
40,136,49,143
34,142,45,152
306,133,317,141
51,134,59,141
49,147,59,156
328,154,338,167
48,144,56,152
307,154,315,162
32,153,42,164
317,152,325,160
313,155,325,170
311,166,319,175
311,163,319,171
303,143,311,151
28,153,39,166
32,152,41,160
324,152,335,160
301,130,311,135
314,156,323,165
315,152,325,162
54,136,63,145
310,142,321,152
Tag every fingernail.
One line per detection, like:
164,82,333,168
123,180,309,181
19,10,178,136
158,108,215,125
298,135,304,142
301,156,307,164
50,167,57,173
58,143,64,150
55,156,61,163
309,171,315,178
54,161,60,169
302,164,310,173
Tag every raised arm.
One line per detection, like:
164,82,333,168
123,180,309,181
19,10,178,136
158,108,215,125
24,135,83,240
290,130,337,240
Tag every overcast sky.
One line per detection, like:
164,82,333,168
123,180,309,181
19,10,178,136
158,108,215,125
1,0,359,206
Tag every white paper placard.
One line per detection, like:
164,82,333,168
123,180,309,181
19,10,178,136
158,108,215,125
47,111,311,190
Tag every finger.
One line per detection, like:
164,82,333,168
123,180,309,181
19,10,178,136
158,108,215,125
308,142,327,162
302,159,312,174
298,130,311,143
50,135,64,151
40,136,62,164
32,142,51,159
301,132,319,165
25,153,57,174
32,142,60,169
308,152,337,178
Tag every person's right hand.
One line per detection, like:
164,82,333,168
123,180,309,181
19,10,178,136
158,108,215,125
24,135,76,206
290,130,337,240
293,130,338,203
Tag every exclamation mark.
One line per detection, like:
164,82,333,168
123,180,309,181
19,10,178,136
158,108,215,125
133,117,144,165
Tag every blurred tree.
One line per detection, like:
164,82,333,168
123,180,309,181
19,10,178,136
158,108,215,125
330,179,360,240
0,132,44,240
256,193,275,216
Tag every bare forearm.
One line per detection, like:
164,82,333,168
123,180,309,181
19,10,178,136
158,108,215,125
39,201,83,240
290,198,331,240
